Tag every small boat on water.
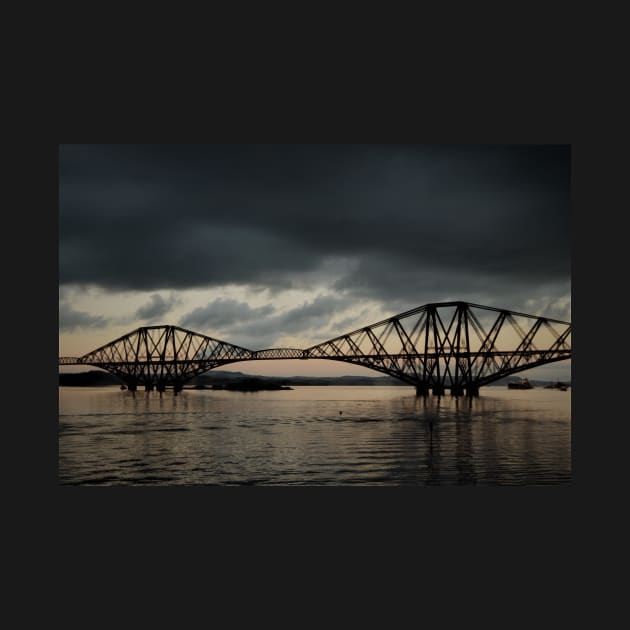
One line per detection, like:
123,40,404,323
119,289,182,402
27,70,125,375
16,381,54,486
508,377,533,390
545,379,569,391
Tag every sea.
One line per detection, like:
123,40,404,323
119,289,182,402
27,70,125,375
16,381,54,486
58,385,571,486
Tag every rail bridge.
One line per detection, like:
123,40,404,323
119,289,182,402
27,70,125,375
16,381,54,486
59,301,571,396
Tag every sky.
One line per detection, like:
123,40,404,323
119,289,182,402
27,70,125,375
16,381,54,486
59,144,571,380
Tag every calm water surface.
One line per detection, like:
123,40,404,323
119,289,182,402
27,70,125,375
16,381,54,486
58,385,571,485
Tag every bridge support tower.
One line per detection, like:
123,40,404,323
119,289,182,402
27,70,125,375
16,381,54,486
415,384,430,397
466,385,479,397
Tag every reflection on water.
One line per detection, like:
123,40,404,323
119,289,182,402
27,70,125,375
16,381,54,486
58,386,571,486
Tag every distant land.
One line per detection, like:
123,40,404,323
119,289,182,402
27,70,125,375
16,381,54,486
58,370,404,389
58,370,568,389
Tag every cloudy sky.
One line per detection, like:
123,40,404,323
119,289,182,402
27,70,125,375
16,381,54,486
59,144,571,378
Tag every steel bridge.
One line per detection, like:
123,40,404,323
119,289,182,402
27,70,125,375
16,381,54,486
59,301,571,396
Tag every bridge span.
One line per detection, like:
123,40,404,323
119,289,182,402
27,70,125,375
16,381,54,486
59,301,571,396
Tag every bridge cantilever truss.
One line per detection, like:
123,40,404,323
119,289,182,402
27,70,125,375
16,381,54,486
303,301,571,395
60,325,253,392
59,301,571,395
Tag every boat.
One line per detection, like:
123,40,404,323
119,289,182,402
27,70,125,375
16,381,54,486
545,379,569,391
507,377,533,390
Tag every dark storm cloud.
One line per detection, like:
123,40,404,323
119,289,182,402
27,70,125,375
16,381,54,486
59,301,108,332
59,144,570,307
333,258,571,320
135,293,182,323
180,298,276,331
275,294,355,334
180,294,362,348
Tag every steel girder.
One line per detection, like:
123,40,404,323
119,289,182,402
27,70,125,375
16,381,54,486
59,302,571,393
303,302,571,392
60,325,252,390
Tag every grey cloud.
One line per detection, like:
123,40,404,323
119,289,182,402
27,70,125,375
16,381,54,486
59,301,108,332
276,294,353,334
521,295,571,322
243,295,369,347
328,308,373,334
333,256,571,320
180,294,360,348
135,293,182,323
179,298,275,331
59,144,570,316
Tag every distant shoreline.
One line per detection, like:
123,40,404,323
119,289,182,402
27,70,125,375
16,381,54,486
58,370,568,389
59,370,409,391
58,369,406,388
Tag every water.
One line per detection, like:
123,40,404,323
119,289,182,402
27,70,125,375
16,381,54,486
58,385,571,485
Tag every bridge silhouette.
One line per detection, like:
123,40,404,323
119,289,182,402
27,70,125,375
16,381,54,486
59,301,571,396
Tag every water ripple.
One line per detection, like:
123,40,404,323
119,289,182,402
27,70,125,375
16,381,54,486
59,386,571,486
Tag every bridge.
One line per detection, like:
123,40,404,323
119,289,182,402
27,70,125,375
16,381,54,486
59,301,571,396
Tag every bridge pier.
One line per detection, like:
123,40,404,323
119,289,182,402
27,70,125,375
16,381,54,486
432,384,445,396
466,385,479,397
450,385,464,396
415,384,430,397
121,380,184,394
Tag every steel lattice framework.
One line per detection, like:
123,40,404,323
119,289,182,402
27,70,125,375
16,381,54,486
303,301,571,395
59,325,252,392
59,301,571,395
